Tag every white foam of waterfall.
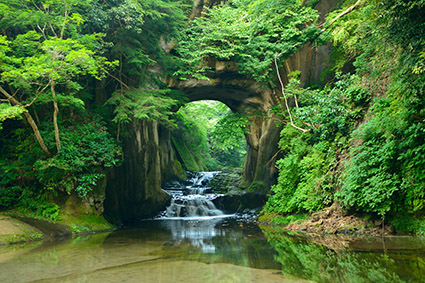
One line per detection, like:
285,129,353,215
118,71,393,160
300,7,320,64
190,171,220,187
161,171,229,219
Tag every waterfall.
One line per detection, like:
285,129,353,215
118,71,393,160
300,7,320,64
161,171,226,218
190,171,220,187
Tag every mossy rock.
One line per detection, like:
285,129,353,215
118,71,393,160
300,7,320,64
58,214,114,234
209,170,242,193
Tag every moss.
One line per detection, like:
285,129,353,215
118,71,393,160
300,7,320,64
173,159,186,180
239,180,250,190
171,136,203,171
0,233,43,245
0,215,44,245
258,212,307,226
58,214,114,235
247,181,267,193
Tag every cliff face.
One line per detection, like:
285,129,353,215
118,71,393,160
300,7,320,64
102,0,338,223
103,120,174,224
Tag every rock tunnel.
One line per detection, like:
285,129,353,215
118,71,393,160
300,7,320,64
102,0,337,224
103,44,331,224
103,67,284,224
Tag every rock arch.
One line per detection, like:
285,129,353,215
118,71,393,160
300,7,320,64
103,0,338,224
168,64,282,190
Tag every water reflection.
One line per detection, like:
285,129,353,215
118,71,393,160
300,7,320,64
261,225,425,283
158,218,225,253
115,217,281,269
2,219,425,282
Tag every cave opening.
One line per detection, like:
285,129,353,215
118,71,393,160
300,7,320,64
171,100,247,172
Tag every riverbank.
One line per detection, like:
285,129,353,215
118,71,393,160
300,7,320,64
0,212,114,245
258,203,396,237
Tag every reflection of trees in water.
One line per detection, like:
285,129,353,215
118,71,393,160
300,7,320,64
159,219,280,269
261,227,425,282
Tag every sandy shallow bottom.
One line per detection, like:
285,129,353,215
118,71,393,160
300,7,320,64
0,230,307,283
35,260,306,283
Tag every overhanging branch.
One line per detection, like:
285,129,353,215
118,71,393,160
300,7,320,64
274,53,310,133
321,0,362,31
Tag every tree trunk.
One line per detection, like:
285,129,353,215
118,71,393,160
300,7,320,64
0,86,52,157
51,83,61,153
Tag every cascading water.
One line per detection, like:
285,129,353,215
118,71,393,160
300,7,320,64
160,171,227,218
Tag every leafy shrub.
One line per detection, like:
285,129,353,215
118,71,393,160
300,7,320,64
264,73,366,215
265,125,336,214
34,120,120,194
17,187,61,222
0,186,22,209
76,173,105,198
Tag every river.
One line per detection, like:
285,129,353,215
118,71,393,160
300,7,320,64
1,172,425,282
1,217,425,282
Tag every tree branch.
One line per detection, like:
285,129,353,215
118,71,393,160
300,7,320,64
274,53,309,133
0,86,52,156
108,72,130,90
322,0,362,30
25,83,50,107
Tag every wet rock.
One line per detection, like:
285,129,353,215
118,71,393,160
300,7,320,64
213,192,267,214
209,170,242,194
163,179,185,190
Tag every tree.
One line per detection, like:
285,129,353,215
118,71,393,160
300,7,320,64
0,0,116,156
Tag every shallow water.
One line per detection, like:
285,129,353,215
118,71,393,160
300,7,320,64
1,217,425,282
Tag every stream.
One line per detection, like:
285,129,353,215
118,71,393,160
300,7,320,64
1,172,425,282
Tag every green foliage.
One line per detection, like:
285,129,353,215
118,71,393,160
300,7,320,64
264,0,425,229
0,117,119,218
0,0,191,218
258,212,307,225
327,0,425,219
209,109,247,168
75,173,105,198
175,0,321,85
374,0,425,52
16,187,62,222
0,104,25,129
210,111,248,151
33,120,120,191
265,125,337,214
171,100,247,170
339,84,425,217
107,88,183,128
0,186,22,209
84,0,188,85
390,214,425,235
0,0,118,157
265,73,367,215
171,101,217,171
